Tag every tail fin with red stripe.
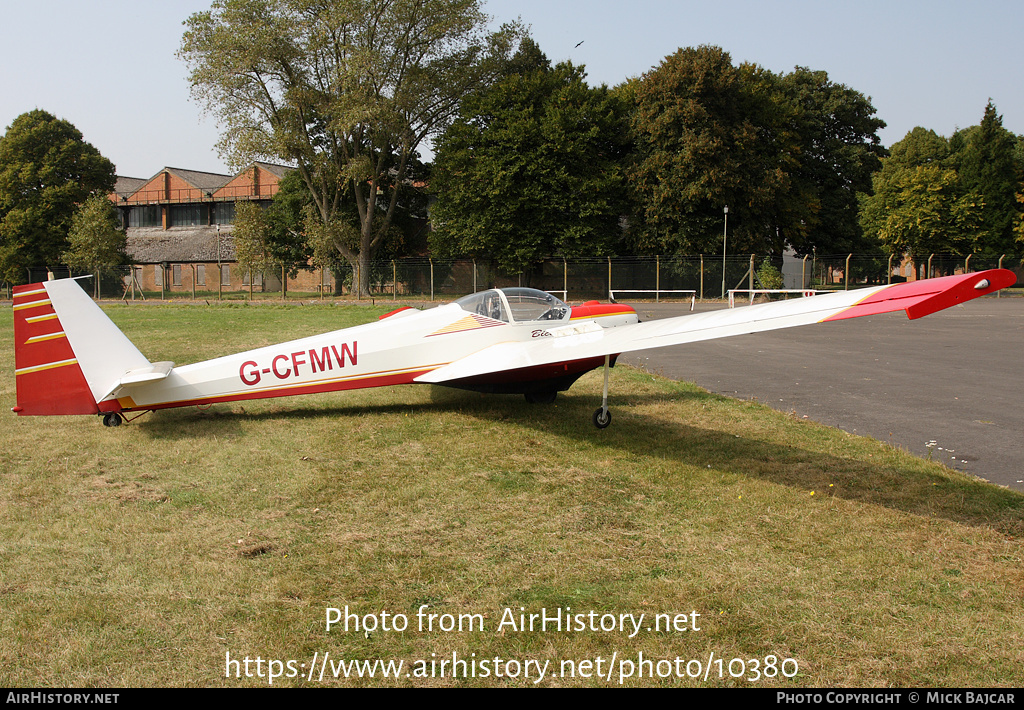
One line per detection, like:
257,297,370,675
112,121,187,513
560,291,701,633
13,278,152,416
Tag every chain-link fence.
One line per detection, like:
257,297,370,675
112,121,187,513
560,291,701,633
5,252,1021,302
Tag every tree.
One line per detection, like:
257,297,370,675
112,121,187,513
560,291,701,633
951,101,1022,256
629,47,886,259
430,39,633,274
234,171,319,280
779,67,886,255
862,164,984,267
629,46,785,255
0,110,115,283
232,201,275,292
180,0,520,295
62,194,128,297
860,128,988,272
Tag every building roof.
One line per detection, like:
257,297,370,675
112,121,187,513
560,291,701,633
111,162,294,203
160,167,233,192
113,176,147,196
254,161,294,178
126,226,236,264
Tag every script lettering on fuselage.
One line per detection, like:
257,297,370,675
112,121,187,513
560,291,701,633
239,341,357,386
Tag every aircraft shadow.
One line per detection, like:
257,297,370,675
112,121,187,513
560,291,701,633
135,384,1024,538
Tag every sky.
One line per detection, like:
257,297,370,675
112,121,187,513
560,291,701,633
1,0,1021,179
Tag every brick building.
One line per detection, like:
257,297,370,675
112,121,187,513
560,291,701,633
109,163,330,294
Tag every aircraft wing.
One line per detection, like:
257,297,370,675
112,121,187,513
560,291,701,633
417,269,1015,385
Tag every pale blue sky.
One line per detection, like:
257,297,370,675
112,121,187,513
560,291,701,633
1,0,1020,178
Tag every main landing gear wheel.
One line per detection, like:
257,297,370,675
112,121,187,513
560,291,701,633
102,412,123,427
524,390,558,404
591,353,613,429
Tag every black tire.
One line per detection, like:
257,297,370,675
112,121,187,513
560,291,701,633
525,390,558,404
103,413,122,428
592,407,611,429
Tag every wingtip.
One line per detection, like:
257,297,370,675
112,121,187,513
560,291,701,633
905,269,1016,319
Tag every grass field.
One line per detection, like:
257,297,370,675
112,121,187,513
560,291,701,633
1,302,1022,687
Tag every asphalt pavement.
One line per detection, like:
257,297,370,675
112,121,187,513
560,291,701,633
619,296,1024,491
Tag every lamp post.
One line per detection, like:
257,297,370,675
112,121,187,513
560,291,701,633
721,206,729,300
216,223,222,300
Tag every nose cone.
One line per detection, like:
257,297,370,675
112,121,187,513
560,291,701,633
570,301,639,327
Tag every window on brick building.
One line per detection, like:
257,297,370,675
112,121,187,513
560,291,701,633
128,205,161,228
213,202,235,225
169,203,204,227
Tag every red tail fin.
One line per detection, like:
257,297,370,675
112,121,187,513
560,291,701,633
12,282,99,415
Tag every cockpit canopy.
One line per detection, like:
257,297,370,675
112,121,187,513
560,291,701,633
454,288,569,324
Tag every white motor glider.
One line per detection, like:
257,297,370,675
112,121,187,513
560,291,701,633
11,269,1015,428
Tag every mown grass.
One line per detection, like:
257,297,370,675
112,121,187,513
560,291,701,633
1,302,1022,687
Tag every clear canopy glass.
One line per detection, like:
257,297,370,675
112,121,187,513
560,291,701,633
455,288,569,324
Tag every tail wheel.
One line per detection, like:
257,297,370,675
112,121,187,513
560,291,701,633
592,407,611,429
102,412,123,428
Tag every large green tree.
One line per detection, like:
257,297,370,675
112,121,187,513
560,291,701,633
950,101,1022,256
780,67,886,255
430,39,632,274
0,110,115,283
180,0,519,295
629,46,788,256
62,194,128,298
629,47,886,258
860,128,985,269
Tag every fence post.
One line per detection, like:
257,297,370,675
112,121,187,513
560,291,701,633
845,254,851,290
927,254,934,280
998,255,1005,297
429,258,434,301
656,254,660,303
473,259,477,293
563,258,567,301
607,256,612,300
887,254,893,285
749,254,755,291
965,254,972,274
699,254,703,301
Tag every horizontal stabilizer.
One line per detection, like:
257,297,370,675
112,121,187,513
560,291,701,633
99,361,175,401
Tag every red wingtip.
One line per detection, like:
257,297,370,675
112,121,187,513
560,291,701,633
904,269,1016,319
823,269,1016,323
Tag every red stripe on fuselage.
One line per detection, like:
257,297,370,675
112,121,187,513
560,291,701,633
123,367,438,412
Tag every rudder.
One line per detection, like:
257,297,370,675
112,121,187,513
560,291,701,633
13,282,98,415
13,278,152,417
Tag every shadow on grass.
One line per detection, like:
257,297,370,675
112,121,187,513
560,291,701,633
135,383,1024,539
